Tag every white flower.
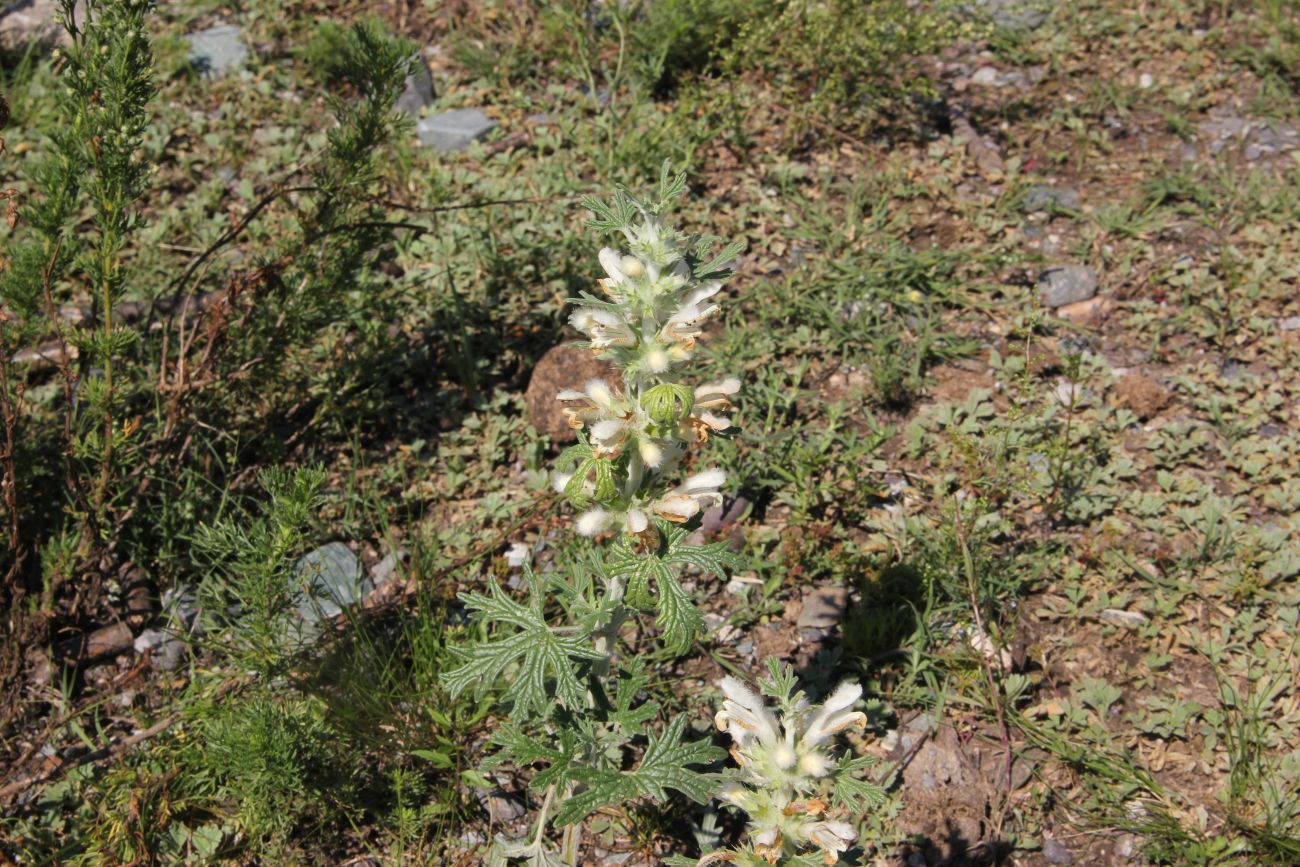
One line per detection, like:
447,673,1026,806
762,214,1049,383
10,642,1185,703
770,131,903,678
652,469,725,523
681,379,740,443
714,676,782,750
589,417,628,457
557,379,621,430
598,247,629,287
660,295,721,350
683,279,721,307
570,308,635,349
695,378,741,409
804,820,855,863
801,682,866,747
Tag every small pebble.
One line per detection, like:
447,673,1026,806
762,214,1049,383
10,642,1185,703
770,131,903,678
1043,836,1073,864
1099,608,1148,629
1038,264,1099,308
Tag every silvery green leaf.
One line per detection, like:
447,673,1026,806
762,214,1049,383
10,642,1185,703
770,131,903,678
440,577,602,717
606,523,740,653
832,754,887,811
551,716,723,825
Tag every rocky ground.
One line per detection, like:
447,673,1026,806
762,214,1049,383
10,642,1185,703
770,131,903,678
2,0,1298,863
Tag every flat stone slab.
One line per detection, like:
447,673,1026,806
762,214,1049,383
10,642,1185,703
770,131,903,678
186,24,248,79
416,108,498,152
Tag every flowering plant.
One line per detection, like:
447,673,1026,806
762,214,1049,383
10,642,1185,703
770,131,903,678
442,167,881,866
690,662,883,866
442,166,745,865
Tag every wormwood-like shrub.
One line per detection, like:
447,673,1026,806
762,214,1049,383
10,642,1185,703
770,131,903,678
443,167,877,865
0,2,417,606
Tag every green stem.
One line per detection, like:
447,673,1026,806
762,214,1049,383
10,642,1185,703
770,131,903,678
96,244,115,514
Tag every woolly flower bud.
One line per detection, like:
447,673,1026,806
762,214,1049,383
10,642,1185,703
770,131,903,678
644,347,670,373
637,438,665,469
798,751,830,777
576,509,613,536
621,255,646,279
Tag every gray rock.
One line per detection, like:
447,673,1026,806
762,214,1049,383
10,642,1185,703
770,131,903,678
1258,423,1284,439
1038,264,1099,308
186,24,249,79
970,66,1002,86
152,638,188,671
1099,608,1148,629
134,628,168,654
415,108,498,152
0,0,71,50
161,583,201,631
395,55,435,116
701,495,749,536
974,0,1050,31
903,727,968,793
134,628,187,671
1022,185,1081,213
1115,834,1136,859
1198,113,1300,159
1043,836,1073,864
294,542,371,624
797,586,849,631
370,548,408,585
1279,316,1300,332
479,789,525,823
